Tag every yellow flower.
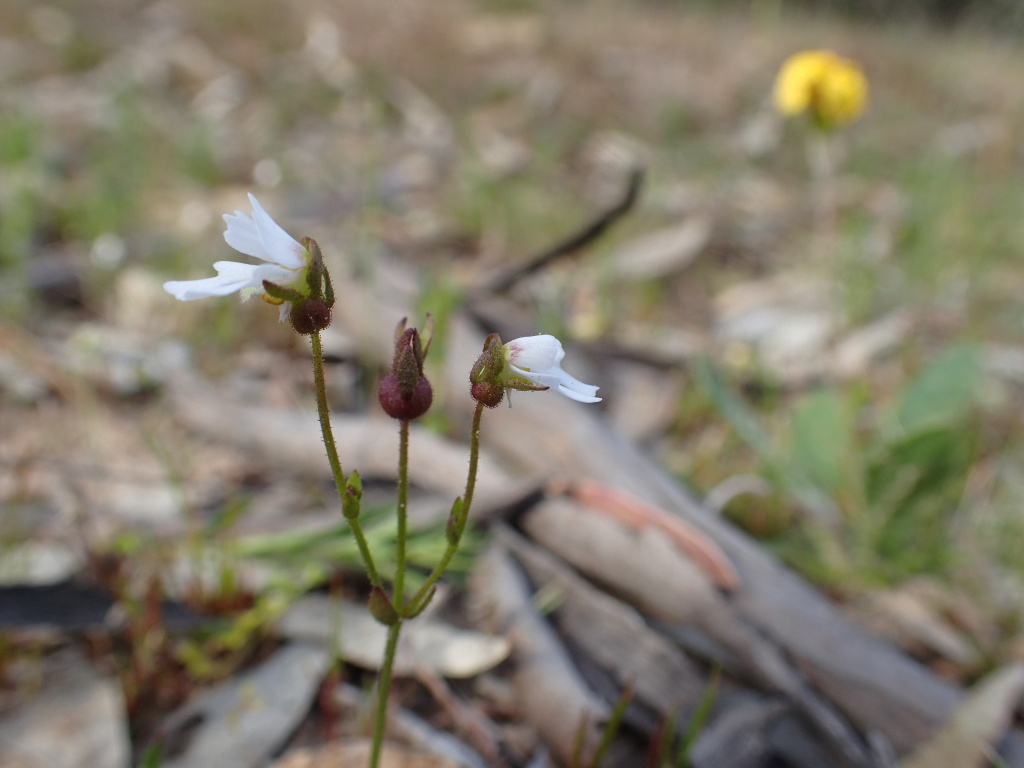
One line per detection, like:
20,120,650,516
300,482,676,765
773,50,868,130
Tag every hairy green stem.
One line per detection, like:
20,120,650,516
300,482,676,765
407,401,485,614
393,419,410,609
369,620,402,768
369,419,412,768
310,331,382,587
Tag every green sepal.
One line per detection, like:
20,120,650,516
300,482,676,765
367,586,400,626
420,313,434,359
469,333,504,384
504,377,549,393
303,237,324,297
322,264,335,308
262,280,303,303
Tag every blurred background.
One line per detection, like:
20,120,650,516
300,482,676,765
4,0,1024,764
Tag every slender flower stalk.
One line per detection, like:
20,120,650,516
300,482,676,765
367,418,412,768
311,331,382,588
393,419,411,609
406,400,484,617
369,622,403,768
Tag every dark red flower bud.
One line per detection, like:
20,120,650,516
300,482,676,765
470,380,504,408
289,297,333,335
379,373,433,421
378,320,433,420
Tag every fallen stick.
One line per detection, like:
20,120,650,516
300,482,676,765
476,168,644,296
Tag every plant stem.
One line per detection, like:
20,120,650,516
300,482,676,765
407,401,485,614
369,419,411,768
369,621,402,768
806,130,837,244
393,419,410,610
310,331,382,587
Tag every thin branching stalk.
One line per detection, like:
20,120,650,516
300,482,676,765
311,331,382,587
369,418,412,768
393,419,411,609
369,621,402,768
408,401,485,614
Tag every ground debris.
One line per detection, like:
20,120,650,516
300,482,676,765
158,643,329,768
0,649,130,768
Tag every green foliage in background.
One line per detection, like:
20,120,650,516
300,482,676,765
235,500,482,589
697,344,986,588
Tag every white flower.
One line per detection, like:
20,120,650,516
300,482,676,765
163,194,309,320
503,335,601,403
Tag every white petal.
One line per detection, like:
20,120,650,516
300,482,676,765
520,366,600,403
506,335,562,371
247,193,307,269
223,210,270,261
163,261,295,301
221,195,306,270
556,371,599,399
557,382,601,403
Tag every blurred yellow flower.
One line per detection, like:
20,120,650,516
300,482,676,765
774,50,867,130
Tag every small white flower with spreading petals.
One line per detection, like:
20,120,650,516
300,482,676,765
163,194,310,320
503,334,601,403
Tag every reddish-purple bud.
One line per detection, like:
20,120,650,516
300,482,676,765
378,320,433,420
379,373,433,421
289,297,333,335
470,380,504,408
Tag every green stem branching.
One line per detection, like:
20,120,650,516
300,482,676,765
310,331,382,587
407,401,485,615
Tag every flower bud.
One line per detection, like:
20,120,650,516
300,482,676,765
378,320,433,421
289,297,333,335
470,380,504,408
379,374,433,421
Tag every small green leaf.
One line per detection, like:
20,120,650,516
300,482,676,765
138,742,164,768
896,344,980,436
694,356,841,524
791,388,852,493
677,667,721,766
